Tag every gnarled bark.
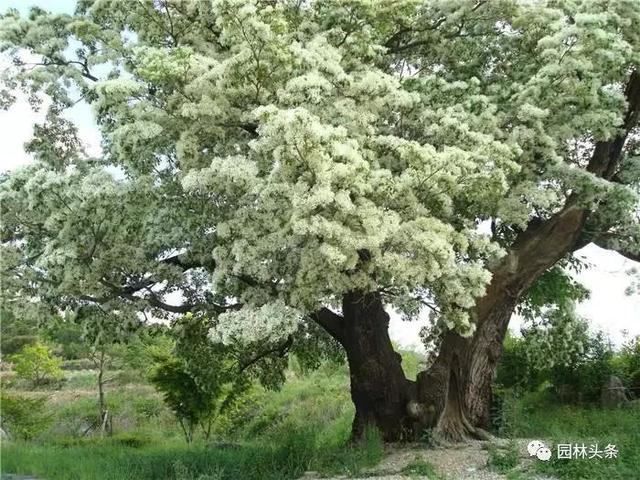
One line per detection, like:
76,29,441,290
320,291,421,441
309,206,597,442
415,204,589,436
310,71,639,443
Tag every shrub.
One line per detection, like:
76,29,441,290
0,310,38,356
55,396,104,437
173,461,224,480
10,342,63,387
1,334,38,357
61,358,96,371
495,333,537,391
0,393,52,440
613,335,640,396
133,396,164,419
419,427,436,447
111,432,152,448
495,329,640,405
150,355,235,443
549,331,614,403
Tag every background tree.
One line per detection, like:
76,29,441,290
10,342,63,387
494,326,640,407
150,313,252,443
0,394,52,440
46,310,138,435
1,0,639,442
0,308,38,357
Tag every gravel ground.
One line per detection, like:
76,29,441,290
301,439,558,480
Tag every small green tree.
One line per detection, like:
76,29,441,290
150,314,251,443
150,355,214,443
0,394,52,440
47,310,134,436
10,342,63,387
150,353,248,443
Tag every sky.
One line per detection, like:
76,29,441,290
0,0,77,14
1,0,638,351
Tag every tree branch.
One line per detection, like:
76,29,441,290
24,59,98,82
160,253,213,271
238,335,293,373
98,278,199,314
145,294,196,314
384,0,488,53
311,308,345,343
587,70,640,179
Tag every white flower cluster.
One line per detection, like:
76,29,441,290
2,0,639,345
211,300,301,346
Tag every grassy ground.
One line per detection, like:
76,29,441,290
2,354,638,480
2,433,384,480
1,362,384,480
498,392,640,480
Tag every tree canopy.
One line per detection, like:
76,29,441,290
1,0,639,396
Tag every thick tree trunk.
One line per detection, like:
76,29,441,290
417,205,589,437
309,205,586,443
342,291,417,442
437,291,518,429
456,71,640,430
314,291,423,442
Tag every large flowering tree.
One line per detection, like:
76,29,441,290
1,0,638,441
408,0,640,437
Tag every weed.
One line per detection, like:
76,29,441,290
487,441,519,473
401,457,439,478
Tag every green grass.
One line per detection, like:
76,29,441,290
400,457,439,478
237,362,350,438
2,427,383,480
487,441,520,473
62,369,100,389
1,363,384,480
532,406,639,480
3,440,300,480
506,394,640,480
3,353,639,480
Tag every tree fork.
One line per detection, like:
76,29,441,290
420,69,640,433
417,204,590,432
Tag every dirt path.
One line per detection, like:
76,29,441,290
302,439,557,480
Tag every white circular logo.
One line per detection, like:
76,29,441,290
527,440,545,457
536,447,552,462
527,440,552,461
